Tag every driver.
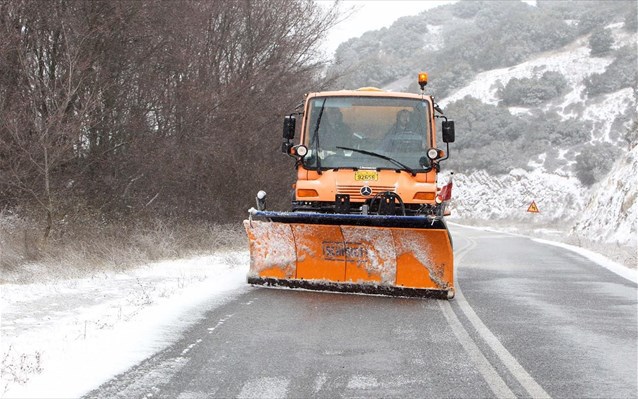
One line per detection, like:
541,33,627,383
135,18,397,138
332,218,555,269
389,109,412,135
379,109,418,151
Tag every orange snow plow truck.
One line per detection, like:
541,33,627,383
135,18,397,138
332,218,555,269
243,73,456,299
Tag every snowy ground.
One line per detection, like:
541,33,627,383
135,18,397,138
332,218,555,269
0,251,250,398
1,229,636,399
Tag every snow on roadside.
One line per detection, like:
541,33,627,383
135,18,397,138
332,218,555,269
0,251,250,398
531,238,637,284
453,223,638,283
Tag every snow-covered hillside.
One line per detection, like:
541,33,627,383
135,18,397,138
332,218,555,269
440,37,612,108
440,23,636,144
448,168,586,223
435,22,637,261
572,144,637,247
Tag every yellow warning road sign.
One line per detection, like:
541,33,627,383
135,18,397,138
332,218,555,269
527,201,540,213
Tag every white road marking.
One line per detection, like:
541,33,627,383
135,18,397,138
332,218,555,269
347,375,379,389
438,300,516,399
177,392,207,399
207,314,234,334
313,373,327,393
237,377,290,399
454,236,552,399
181,343,197,355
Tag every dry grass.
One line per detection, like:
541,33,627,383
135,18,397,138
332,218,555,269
0,215,247,284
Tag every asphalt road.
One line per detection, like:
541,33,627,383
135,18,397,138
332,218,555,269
86,225,637,398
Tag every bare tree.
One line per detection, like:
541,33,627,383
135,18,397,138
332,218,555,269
0,0,107,238
0,0,340,236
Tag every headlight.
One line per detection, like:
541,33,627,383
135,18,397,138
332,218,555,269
294,145,308,157
427,148,439,160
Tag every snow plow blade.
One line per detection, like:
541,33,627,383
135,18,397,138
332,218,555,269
243,210,454,299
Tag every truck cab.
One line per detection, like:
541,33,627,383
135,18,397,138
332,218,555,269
282,80,454,217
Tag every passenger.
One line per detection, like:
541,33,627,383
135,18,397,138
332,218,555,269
317,107,353,149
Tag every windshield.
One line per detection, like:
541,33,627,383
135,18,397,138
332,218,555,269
302,96,431,170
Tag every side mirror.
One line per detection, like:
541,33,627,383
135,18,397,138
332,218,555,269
442,120,455,143
283,115,296,140
419,156,432,171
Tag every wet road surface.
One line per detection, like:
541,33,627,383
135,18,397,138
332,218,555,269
86,225,637,398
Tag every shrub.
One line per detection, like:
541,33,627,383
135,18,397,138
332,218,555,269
541,114,592,146
443,97,539,174
574,143,620,186
0,209,246,283
589,28,614,56
499,71,569,106
624,121,638,149
585,45,638,96
450,1,482,19
625,6,638,32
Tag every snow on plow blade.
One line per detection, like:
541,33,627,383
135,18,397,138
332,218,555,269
243,211,454,299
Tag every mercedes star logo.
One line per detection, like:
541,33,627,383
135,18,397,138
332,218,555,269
360,186,372,196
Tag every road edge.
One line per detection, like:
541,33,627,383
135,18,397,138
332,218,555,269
449,222,637,284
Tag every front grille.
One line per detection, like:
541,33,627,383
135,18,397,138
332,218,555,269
336,184,396,201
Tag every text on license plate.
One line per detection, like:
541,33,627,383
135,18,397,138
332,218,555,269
354,170,378,181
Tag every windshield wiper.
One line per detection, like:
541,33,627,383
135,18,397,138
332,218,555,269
336,146,416,176
310,98,327,173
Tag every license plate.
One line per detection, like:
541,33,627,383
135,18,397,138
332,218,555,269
355,170,378,181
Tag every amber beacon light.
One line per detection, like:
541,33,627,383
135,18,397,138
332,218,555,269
418,72,428,90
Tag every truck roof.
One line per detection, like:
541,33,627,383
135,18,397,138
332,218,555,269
306,89,432,101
